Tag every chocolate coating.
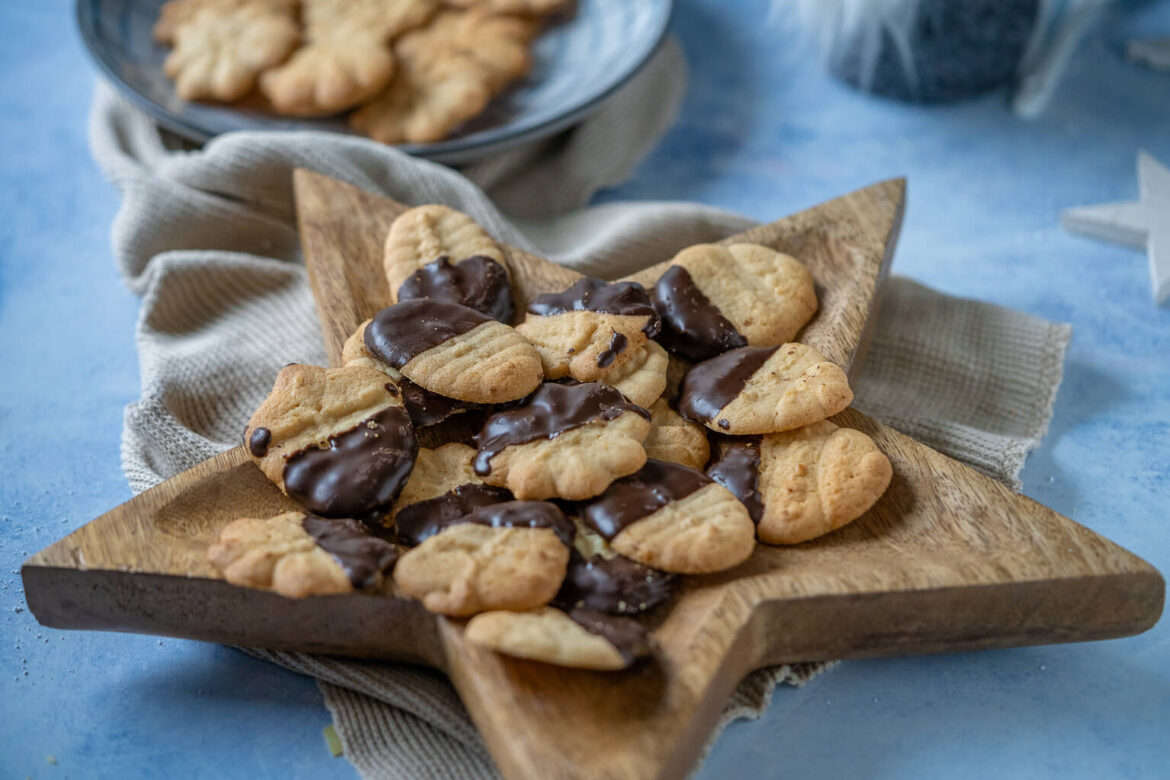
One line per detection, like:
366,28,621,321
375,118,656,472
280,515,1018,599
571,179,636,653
706,440,764,525
397,255,514,323
397,375,475,428
555,551,674,615
473,382,650,476
364,299,490,368
400,496,574,548
581,459,713,540
567,607,652,664
527,277,660,337
678,345,779,428
282,405,417,521
651,265,746,361
248,427,271,457
597,331,628,368
394,483,513,546
301,515,398,588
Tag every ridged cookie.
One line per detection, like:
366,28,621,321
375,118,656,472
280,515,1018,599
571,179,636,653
581,459,755,574
208,512,398,598
343,319,477,427
465,606,652,671
756,421,892,544
642,398,710,469
474,382,651,500
243,364,417,520
600,340,668,408
164,2,299,101
652,243,817,362
363,299,543,404
518,277,661,383
383,205,507,299
392,501,572,616
679,343,852,434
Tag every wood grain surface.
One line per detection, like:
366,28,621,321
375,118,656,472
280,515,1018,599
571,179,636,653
23,170,1163,780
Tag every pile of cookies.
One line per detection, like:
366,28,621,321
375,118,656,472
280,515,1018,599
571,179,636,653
208,204,894,670
154,0,571,144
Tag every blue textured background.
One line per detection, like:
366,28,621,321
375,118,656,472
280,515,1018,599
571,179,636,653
2,1,1168,778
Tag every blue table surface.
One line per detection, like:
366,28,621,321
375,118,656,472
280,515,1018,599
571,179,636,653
2,1,1168,778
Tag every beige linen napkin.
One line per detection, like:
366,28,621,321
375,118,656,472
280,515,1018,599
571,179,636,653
89,40,1069,778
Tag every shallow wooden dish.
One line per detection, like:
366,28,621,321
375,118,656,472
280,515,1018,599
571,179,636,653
23,171,1163,780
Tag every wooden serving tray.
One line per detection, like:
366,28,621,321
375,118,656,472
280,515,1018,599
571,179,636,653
23,171,1163,780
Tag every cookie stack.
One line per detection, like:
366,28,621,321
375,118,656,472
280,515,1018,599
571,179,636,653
209,204,893,670
154,0,571,144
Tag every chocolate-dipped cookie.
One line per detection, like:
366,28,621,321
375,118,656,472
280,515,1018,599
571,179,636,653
679,343,852,435
208,512,398,598
580,459,755,574
464,606,653,671
474,382,652,500
393,500,573,616
364,299,543,404
243,364,417,521
342,319,477,428
397,254,513,323
383,204,508,306
390,443,513,542
517,277,661,383
652,243,817,362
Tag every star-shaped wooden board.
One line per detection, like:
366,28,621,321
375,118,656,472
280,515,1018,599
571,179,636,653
23,170,1163,780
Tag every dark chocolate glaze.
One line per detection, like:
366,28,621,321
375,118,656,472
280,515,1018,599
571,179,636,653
555,551,674,615
597,331,628,368
282,405,417,521
397,255,514,324
461,500,576,548
527,277,660,337
364,299,490,368
248,427,271,458
301,515,398,588
706,440,764,525
651,265,746,361
397,375,474,428
581,458,713,540
567,607,652,664
473,382,650,476
394,483,513,546
678,345,779,427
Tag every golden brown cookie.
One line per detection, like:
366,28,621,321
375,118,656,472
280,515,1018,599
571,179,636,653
397,7,540,94
642,398,709,469
392,501,571,616
601,340,668,408
382,205,508,307
652,243,818,362
154,0,297,45
679,343,852,435
465,606,651,671
342,319,477,427
259,0,438,116
518,277,662,383
474,382,652,500
555,521,674,616
164,2,300,101
243,363,417,519
580,459,755,574
755,421,892,545
208,512,398,598
349,55,492,143
362,300,543,404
